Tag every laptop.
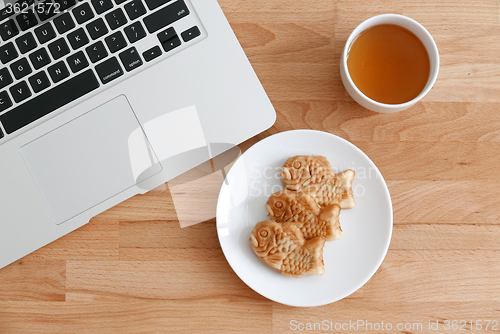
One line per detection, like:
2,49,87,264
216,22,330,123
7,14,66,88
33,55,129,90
0,0,276,269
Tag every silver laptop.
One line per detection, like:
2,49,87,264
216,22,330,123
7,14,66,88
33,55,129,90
0,0,275,269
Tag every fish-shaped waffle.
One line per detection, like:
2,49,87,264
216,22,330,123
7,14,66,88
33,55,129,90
302,169,356,209
281,155,356,210
280,155,335,191
266,190,343,241
249,220,325,277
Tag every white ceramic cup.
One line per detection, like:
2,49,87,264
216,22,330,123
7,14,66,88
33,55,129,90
340,14,439,113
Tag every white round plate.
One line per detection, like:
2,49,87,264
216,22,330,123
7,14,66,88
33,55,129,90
216,130,393,307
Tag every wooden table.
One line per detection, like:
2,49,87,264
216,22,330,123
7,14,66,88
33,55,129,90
2,0,500,332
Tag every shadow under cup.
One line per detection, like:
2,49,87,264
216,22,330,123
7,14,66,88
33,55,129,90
340,14,439,113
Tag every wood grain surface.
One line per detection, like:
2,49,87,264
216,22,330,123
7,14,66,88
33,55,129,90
2,0,500,333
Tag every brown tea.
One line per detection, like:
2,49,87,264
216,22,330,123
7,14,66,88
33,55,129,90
347,24,430,104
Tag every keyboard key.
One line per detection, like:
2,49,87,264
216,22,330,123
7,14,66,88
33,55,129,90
95,57,123,84
181,26,200,42
105,8,127,30
115,0,127,4
86,18,108,40
47,61,69,83
0,70,100,134
10,58,32,79
29,71,51,93
85,41,108,63
104,31,127,53
119,47,142,72
16,10,38,31
124,0,146,20
144,0,170,11
142,46,161,62
157,26,175,43
161,35,181,52
67,51,89,73
55,0,77,11
15,33,38,54
29,48,51,70
10,81,31,103
91,0,113,14
34,22,56,44
143,0,189,33
73,3,95,24
48,38,70,60
0,7,15,23
36,0,60,21
53,13,76,34
0,42,18,64
67,28,89,50
0,128,3,138
124,21,146,43
0,90,13,113
0,20,19,41
0,68,13,89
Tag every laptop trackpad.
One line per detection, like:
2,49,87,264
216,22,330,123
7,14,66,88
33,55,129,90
20,95,162,225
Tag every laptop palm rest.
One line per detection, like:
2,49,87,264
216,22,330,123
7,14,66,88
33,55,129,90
20,95,162,225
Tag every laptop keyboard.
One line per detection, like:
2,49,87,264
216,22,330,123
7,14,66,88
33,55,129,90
0,0,203,140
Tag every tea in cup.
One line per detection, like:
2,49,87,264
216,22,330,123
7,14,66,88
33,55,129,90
340,14,439,113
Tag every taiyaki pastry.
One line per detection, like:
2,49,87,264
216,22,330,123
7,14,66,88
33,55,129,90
266,190,343,241
280,155,336,191
302,169,356,209
249,220,325,277
281,155,356,210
